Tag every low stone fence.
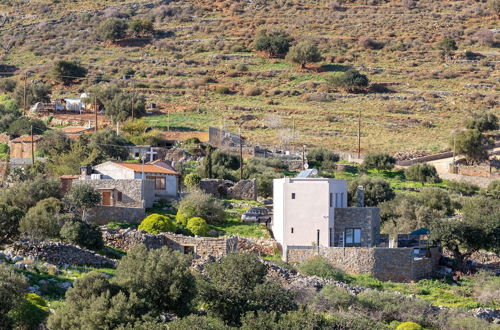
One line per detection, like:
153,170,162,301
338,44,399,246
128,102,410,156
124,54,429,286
7,240,116,268
238,237,279,256
102,229,238,257
450,164,499,178
86,206,146,224
286,246,441,282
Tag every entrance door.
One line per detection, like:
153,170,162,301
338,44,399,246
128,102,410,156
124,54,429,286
102,191,111,206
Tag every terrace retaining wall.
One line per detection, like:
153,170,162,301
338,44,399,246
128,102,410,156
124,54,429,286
286,246,440,282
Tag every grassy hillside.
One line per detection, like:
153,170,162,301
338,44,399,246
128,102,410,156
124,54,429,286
1,0,498,153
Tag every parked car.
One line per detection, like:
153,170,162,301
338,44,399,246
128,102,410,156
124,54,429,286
241,207,271,224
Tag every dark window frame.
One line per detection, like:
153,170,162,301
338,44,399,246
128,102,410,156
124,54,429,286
344,228,362,247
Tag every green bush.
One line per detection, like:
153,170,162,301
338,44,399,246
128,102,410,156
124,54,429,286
348,176,395,207
437,38,458,52
285,41,322,68
396,322,423,330
52,60,87,85
0,264,28,327
114,244,196,316
361,152,396,171
486,180,500,199
97,18,128,42
329,69,369,93
186,217,208,236
168,315,232,330
215,86,231,94
60,220,104,250
0,78,17,93
306,148,339,169
418,188,454,216
10,293,49,330
404,163,440,184
298,256,350,282
19,197,66,239
176,189,226,225
253,30,293,58
447,180,479,196
465,112,498,132
138,213,176,234
312,285,354,311
184,173,201,188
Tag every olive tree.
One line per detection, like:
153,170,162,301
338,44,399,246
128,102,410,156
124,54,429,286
285,42,322,68
0,264,28,328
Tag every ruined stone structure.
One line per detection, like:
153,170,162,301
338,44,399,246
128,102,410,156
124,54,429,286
7,240,116,268
286,246,441,282
102,229,238,257
9,135,42,159
199,178,257,200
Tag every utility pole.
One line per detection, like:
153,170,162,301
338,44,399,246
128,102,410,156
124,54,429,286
357,108,361,159
131,91,135,120
30,125,34,165
23,77,27,113
239,125,243,181
94,95,98,132
302,145,306,170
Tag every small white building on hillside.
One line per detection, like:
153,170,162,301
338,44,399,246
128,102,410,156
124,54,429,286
273,172,380,255
93,160,179,198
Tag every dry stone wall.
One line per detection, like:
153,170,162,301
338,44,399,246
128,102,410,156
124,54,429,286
102,229,238,257
286,246,441,282
7,240,116,268
86,206,146,224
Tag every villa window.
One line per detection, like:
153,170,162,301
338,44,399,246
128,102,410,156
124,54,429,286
291,193,295,199
329,193,333,207
146,176,166,190
345,228,361,247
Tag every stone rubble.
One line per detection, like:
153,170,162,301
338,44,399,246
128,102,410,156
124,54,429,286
472,308,500,324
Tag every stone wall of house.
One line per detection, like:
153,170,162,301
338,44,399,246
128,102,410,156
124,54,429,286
101,229,238,257
333,207,380,247
199,179,257,200
451,164,499,178
7,240,116,268
86,206,146,224
286,246,440,282
75,179,155,208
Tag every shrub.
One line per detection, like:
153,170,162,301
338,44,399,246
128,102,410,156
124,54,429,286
7,117,47,136
361,152,396,171
0,78,17,92
359,37,384,50
418,188,453,216
60,220,104,250
243,86,262,96
114,244,196,316
138,213,176,234
215,86,231,94
348,176,395,207
451,129,492,164
176,189,226,225
307,148,339,169
404,164,440,184
19,198,65,239
253,30,293,58
437,38,458,53
52,60,87,85
168,315,232,330
37,130,71,156
129,19,154,37
446,180,479,196
465,112,498,132
285,41,322,68
186,217,208,236
0,264,28,327
396,321,423,330
14,82,51,108
312,285,354,312
298,256,350,282
0,201,23,244
329,69,369,93
184,173,201,187
97,18,128,42
47,272,144,329
65,183,101,220
198,253,296,326
486,180,500,199
10,293,49,330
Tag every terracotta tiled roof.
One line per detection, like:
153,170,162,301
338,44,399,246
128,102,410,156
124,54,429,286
11,135,43,143
113,162,179,175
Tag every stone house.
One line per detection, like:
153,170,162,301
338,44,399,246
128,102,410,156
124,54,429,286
93,160,180,199
273,175,379,255
9,135,43,159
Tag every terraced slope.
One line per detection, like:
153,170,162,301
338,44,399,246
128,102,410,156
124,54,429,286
0,0,498,153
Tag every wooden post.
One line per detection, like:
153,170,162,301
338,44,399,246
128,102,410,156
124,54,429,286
302,145,305,170
30,125,34,165
94,95,98,132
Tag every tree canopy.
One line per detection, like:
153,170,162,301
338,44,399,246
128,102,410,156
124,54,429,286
253,30,293,58
285,42,322,68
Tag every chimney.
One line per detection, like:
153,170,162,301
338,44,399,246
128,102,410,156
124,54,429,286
80,165,92,178
357,185,364,207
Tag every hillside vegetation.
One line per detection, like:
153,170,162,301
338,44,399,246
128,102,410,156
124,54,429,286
0,0,498,153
